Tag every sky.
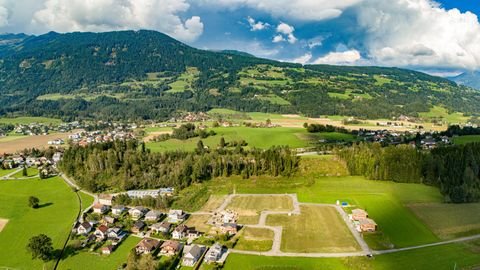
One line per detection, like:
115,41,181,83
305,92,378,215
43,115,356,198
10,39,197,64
0,0,479,76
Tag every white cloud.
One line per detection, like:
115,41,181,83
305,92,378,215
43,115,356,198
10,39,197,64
272,34,284,43
313,49,362,65
274,22,297,44
0,6,8,27
21,0,203,42
354,0,480,70
199,0,363,21
247,16,269,31
292,53,312,64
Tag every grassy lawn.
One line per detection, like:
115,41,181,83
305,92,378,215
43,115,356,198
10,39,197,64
36,92,126,101
453,135,480,145
296,177,440,249
0,135,27,143
419,106,468,124
184,215,212,233
227,195,293,225
409,203,480,239
167,67,199,93
234,227,274,252
256,94,291,105
0,168,18,177
200,195,226,212
78,191,95,212
146,126,310,152
224,241,480,270
0,177,78,270
0,116,62,125
11,167,39,178
267,205,360,253
58,236,138,270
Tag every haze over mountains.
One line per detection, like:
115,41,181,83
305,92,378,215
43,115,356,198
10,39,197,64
450,71,480,90
0,30,479,121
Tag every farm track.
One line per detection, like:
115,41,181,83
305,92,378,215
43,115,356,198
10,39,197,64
198,193,480,258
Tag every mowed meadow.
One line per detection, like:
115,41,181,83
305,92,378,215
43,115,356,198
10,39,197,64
0,177,79,269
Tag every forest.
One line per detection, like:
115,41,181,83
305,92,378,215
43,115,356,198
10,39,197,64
58,140,299,193
337,142,480,203
1,30,480,121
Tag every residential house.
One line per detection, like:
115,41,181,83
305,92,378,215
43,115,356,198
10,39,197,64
160,240,182,256
204,243,224,264
351,209,368,221
172,224,189,239
135,238,160,254
150,221,172,234
145,210,162,222
52,152,63,163
102,216,116,225
111,205,126,216
187,229,201,240
101,245,114,255
359,218,377,232
77,222,92,235
182,245,205,267
98,194,114,206
221,223,238,236
168,209,187,223
131,221,146,234
107,227,126,240
129,206,147,220
93,203,110,214
94,225,109,240
127,189,161,199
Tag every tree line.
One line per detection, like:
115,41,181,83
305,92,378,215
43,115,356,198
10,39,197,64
59,140,299,193
337,142,480,203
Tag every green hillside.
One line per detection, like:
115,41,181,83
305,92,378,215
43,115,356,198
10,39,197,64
0,30,479,121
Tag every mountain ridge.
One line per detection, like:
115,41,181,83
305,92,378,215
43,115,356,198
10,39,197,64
0,30,478,121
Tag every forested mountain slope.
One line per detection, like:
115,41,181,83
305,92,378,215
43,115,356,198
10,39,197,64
0,30,479,121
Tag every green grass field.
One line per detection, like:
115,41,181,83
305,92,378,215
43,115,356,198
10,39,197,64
453,135,480,145
234,227,274,252
267,205,360,253
0,168,18,177
36,92,126,101
0,116,62,125
419,106,468,124
255,94,291,105
167,67,199,93
10,167,39,178
58,236,138,270
0,135,27,143
227,195,293,225
224,241,480,270
185,215,212,232
0,177,78,269
409,203,480,239
146,126,310,152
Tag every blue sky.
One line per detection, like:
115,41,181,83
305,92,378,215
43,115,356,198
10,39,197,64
0,0,479,75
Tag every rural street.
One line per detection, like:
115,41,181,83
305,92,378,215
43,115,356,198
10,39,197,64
200,192,480,258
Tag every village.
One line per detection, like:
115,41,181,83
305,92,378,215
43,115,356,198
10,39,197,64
73,191,235,268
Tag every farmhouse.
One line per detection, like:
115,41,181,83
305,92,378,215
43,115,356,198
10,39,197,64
101,245,114,255
98,194,114,206
94,225,109,240
182,245,206,267
102,216,116,225
160,240,182,256
93,203,110,214
172,224,189,239
145,210,162,222
351,209,368,221
129,206,148,220
131,221,146,234
135,238,160,254
359,218,377,232
111,205,126,216
204,243,224,264
168,209,187,223
150,221,171,234
77,222,92,235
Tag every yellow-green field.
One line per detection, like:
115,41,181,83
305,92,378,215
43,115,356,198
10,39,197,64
0,116,62,125
184,215,212,232
267,205,360,253
227,195,294,225
419,106,469,124
409,203,480,239
234,227,274,252
166,67,199,93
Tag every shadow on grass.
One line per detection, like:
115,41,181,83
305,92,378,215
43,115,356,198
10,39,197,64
37,202,54,209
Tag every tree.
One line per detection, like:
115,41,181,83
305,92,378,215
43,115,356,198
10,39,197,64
219,137,226,148
22,166,28,177
196,140,205,154
26,234,53,262
29,196,40,209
